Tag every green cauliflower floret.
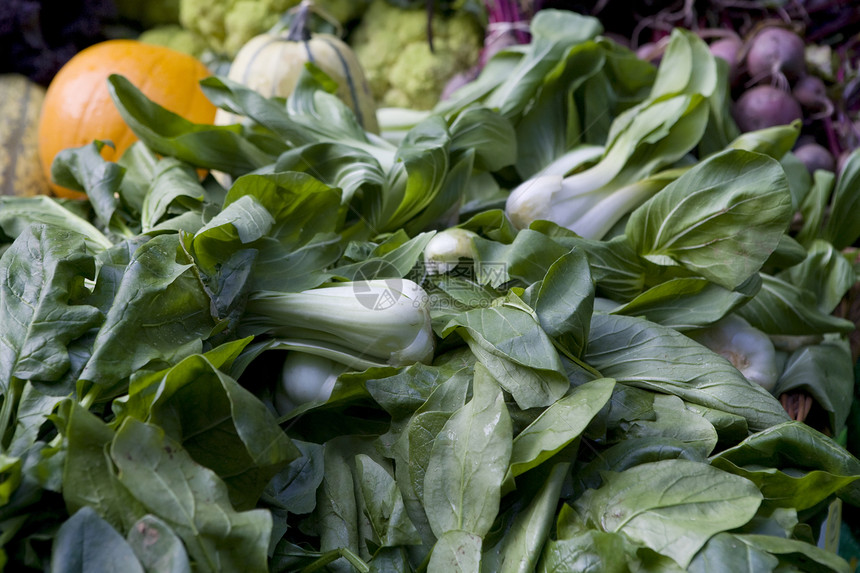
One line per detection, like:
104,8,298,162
180,0,298,57
350,0,483,110
138,25,209,58
179,0,370,58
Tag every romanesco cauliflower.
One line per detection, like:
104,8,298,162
179,0,370,58
138,25,209,57
349,0,484,110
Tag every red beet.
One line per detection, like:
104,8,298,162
733,85,803,132
709,34,743,82
793,142,836,173
745,27,807,85
792,74,833,117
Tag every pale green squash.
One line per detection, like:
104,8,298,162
215,3,379,133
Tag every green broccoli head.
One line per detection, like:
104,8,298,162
179,0,371,58
350,0,484,110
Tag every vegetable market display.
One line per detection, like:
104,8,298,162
2,6,860,573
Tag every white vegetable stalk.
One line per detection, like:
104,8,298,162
530,144,605,178
506,94,705,238
688,315,780,391
505,145,648,237
274,352,347,414
423,228,479,274
506,167,682,238
244,279,435,369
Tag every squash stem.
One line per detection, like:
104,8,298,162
287,0,313,42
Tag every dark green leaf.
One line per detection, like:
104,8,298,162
132,353,298,510
529,249,594,357
364,361,472,421
443,298,569,409
797,169,836,247
573,437,706,496
491,463,570,573
60,401,144,532
0,197,111,250
472,230,571,288
140,158,206,233
273,142,385,205
50,141,123,231
315,436,381,568
774,339,854,437
538,529,636,573
424,364,512,537
449,107,516,172
611,276,758,330
710,421,860,510
199,75,315,148
585,313,789,431
263,440,324,515
126,515,192,573
509,379,614,478
0,225,102,386
627,149,793,290
823,147,860,249
688,532,779,573
427,529,482,572
736,534,850,573
110,418,272,573
51,507,144,573
79,234,218,389
354,454,421,547
778,240,855,315
574,459,762,568
108,75,275,176
606,394,719,456
735,274,855,336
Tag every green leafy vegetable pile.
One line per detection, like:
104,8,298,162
1,9,859,572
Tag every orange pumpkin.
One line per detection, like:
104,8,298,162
37,39,217,198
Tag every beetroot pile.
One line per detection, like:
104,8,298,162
559,0,860,175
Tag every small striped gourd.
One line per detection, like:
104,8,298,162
216,2,379,133
0,74,51,196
